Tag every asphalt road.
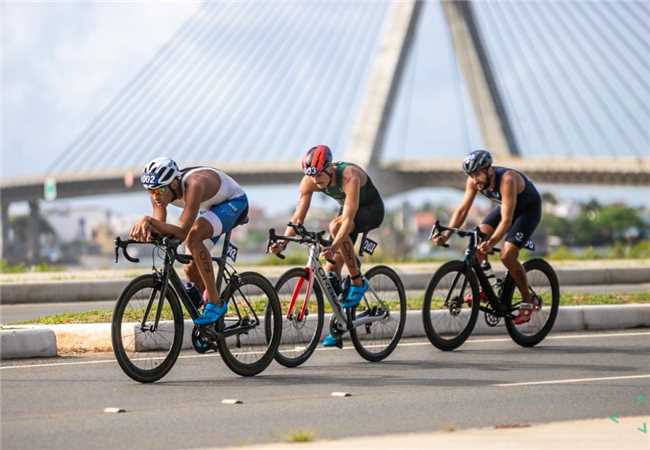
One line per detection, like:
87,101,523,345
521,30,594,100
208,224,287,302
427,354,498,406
1,283,648,324
2,330,649,450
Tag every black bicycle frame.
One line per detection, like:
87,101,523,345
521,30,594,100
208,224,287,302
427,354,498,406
431,221,516,317
115,229,259,336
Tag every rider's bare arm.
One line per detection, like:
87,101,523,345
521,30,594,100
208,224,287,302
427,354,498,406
439,177,478,240
270,177,314,254
486,171,520,246
285,177,315,235
147,181,204,241
331,169,361,250
150,196,167,222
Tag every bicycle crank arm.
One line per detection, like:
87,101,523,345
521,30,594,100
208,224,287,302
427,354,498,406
351,311,389,328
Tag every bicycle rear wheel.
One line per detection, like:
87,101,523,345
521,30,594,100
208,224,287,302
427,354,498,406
422,260,480,351
504,258,560,347
111,274,184,383
348,265,406,362
270,268,324,368
217,272,282,376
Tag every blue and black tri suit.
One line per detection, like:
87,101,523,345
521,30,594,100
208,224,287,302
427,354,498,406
480,166,542,248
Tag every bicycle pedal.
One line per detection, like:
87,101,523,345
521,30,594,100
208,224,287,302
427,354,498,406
198,326,219,341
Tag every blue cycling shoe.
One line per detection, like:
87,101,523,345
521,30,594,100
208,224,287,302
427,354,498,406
194,302,228,326
321,334,342,348
341,278,369,308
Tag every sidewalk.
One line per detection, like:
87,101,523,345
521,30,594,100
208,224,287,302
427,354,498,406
210,415,649,450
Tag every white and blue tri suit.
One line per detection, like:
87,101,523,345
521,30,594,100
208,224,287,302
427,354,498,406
171,167,248,245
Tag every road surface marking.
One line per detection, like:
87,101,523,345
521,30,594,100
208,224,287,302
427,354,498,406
495,374,650,387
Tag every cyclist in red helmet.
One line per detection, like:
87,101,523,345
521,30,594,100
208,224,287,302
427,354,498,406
270,145,385,346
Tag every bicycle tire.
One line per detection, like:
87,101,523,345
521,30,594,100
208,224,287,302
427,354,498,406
111,274,184,383
270,267,324,368
217,272,282,376
503,258,560,347
348,265,406,362
422,260,480,351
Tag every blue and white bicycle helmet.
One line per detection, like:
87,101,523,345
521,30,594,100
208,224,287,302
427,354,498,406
140,157,180,190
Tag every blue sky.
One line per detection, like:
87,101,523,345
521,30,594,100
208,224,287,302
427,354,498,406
2,0,648,217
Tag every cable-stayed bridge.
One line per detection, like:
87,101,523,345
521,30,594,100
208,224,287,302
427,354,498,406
2,0,649,259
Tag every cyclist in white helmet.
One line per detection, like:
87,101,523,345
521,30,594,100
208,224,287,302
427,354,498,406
129,157,248,326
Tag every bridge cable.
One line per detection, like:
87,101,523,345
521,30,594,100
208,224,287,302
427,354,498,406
506,2,595,154
154,2,288,166
232,2,350,163
134,2,269,167
268,3,376,163
323,3,390,162
564,2,649,156
520,1,623,156
547,2,644,157
88,2,230,170
46,3,211,174
111,2,254,169
484,1,553,155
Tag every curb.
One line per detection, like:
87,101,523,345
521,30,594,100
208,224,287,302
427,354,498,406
2,305,649,359
0,328,57,359
2,267,649,304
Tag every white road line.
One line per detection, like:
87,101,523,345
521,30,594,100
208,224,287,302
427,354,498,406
495,373,650,387
1,330,648,371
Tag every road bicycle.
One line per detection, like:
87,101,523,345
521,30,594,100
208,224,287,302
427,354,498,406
266,223,406,367
111,220,281,382
423,221,559,351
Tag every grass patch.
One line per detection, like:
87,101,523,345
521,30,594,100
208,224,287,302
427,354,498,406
285,431,315,443
0,260,64,273
12,293,650,325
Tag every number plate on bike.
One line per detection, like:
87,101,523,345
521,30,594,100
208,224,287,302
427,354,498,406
226,242,238,262
361,236,378,255
524,239,535,251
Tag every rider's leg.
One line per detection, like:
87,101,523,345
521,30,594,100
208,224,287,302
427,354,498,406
325,217,345,278
185,218,221,305
500,242,532,304
327,216,362,286
477,224,494,264
479,207,500,263
183,260,205,293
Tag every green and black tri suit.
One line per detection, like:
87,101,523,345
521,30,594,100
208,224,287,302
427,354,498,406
319,162,384,243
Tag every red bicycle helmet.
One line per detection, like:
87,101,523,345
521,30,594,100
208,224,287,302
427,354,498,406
302,145,333,176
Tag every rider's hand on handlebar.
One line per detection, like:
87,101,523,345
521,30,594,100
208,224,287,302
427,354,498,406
431,233,449,247
320,246,336,261
269,241,287,255
129,217,155,242
477,240,492,257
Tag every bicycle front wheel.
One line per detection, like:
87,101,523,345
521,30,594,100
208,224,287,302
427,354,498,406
271,268,324,368
422,260,480,351
348,265,406,362
504,258,560,347
217,272,282,376
111,274,184,383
